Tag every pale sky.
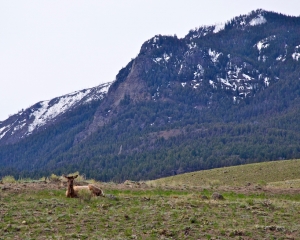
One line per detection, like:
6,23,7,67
1,0,299,121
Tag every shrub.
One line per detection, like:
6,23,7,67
78,189,92,202
2,175,16,183
49,173,60,182
68,171,86,182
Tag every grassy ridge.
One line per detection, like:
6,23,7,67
148,159,300,188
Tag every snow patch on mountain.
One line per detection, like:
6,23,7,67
264,77,270,87
209,80,217,89
27,84,110,134
249,14,267,26
185,10,268,41
242,74,254,81
187,42,197,49
209,49,222,63
276,55,283,61
292,45,300,61
153,53,172,64
153,57,162,63
213,22,225,33
255,35,276,53
0,126,10,139
28,91,86,133
188,26,214,39
193,64,204,79
292,52,300,61
218,78,232,88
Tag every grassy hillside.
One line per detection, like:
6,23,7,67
148,159,300,188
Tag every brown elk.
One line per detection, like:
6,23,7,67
64,175,104,198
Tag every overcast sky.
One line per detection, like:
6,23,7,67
1,0,299,121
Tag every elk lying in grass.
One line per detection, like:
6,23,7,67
64,175,104,198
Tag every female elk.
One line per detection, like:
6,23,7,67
64,175,104,198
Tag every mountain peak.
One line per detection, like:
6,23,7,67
185,9,268,40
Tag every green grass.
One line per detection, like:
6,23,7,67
1,159,300,239
1,187,299,239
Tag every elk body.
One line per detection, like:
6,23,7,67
64,175,104,198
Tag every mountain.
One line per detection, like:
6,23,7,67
1,10,300,181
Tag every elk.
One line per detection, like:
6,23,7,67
64,175,104,198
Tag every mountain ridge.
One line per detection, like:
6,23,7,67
1,9,300,181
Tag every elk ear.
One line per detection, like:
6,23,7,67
63,175,68,179
74,175,78,178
